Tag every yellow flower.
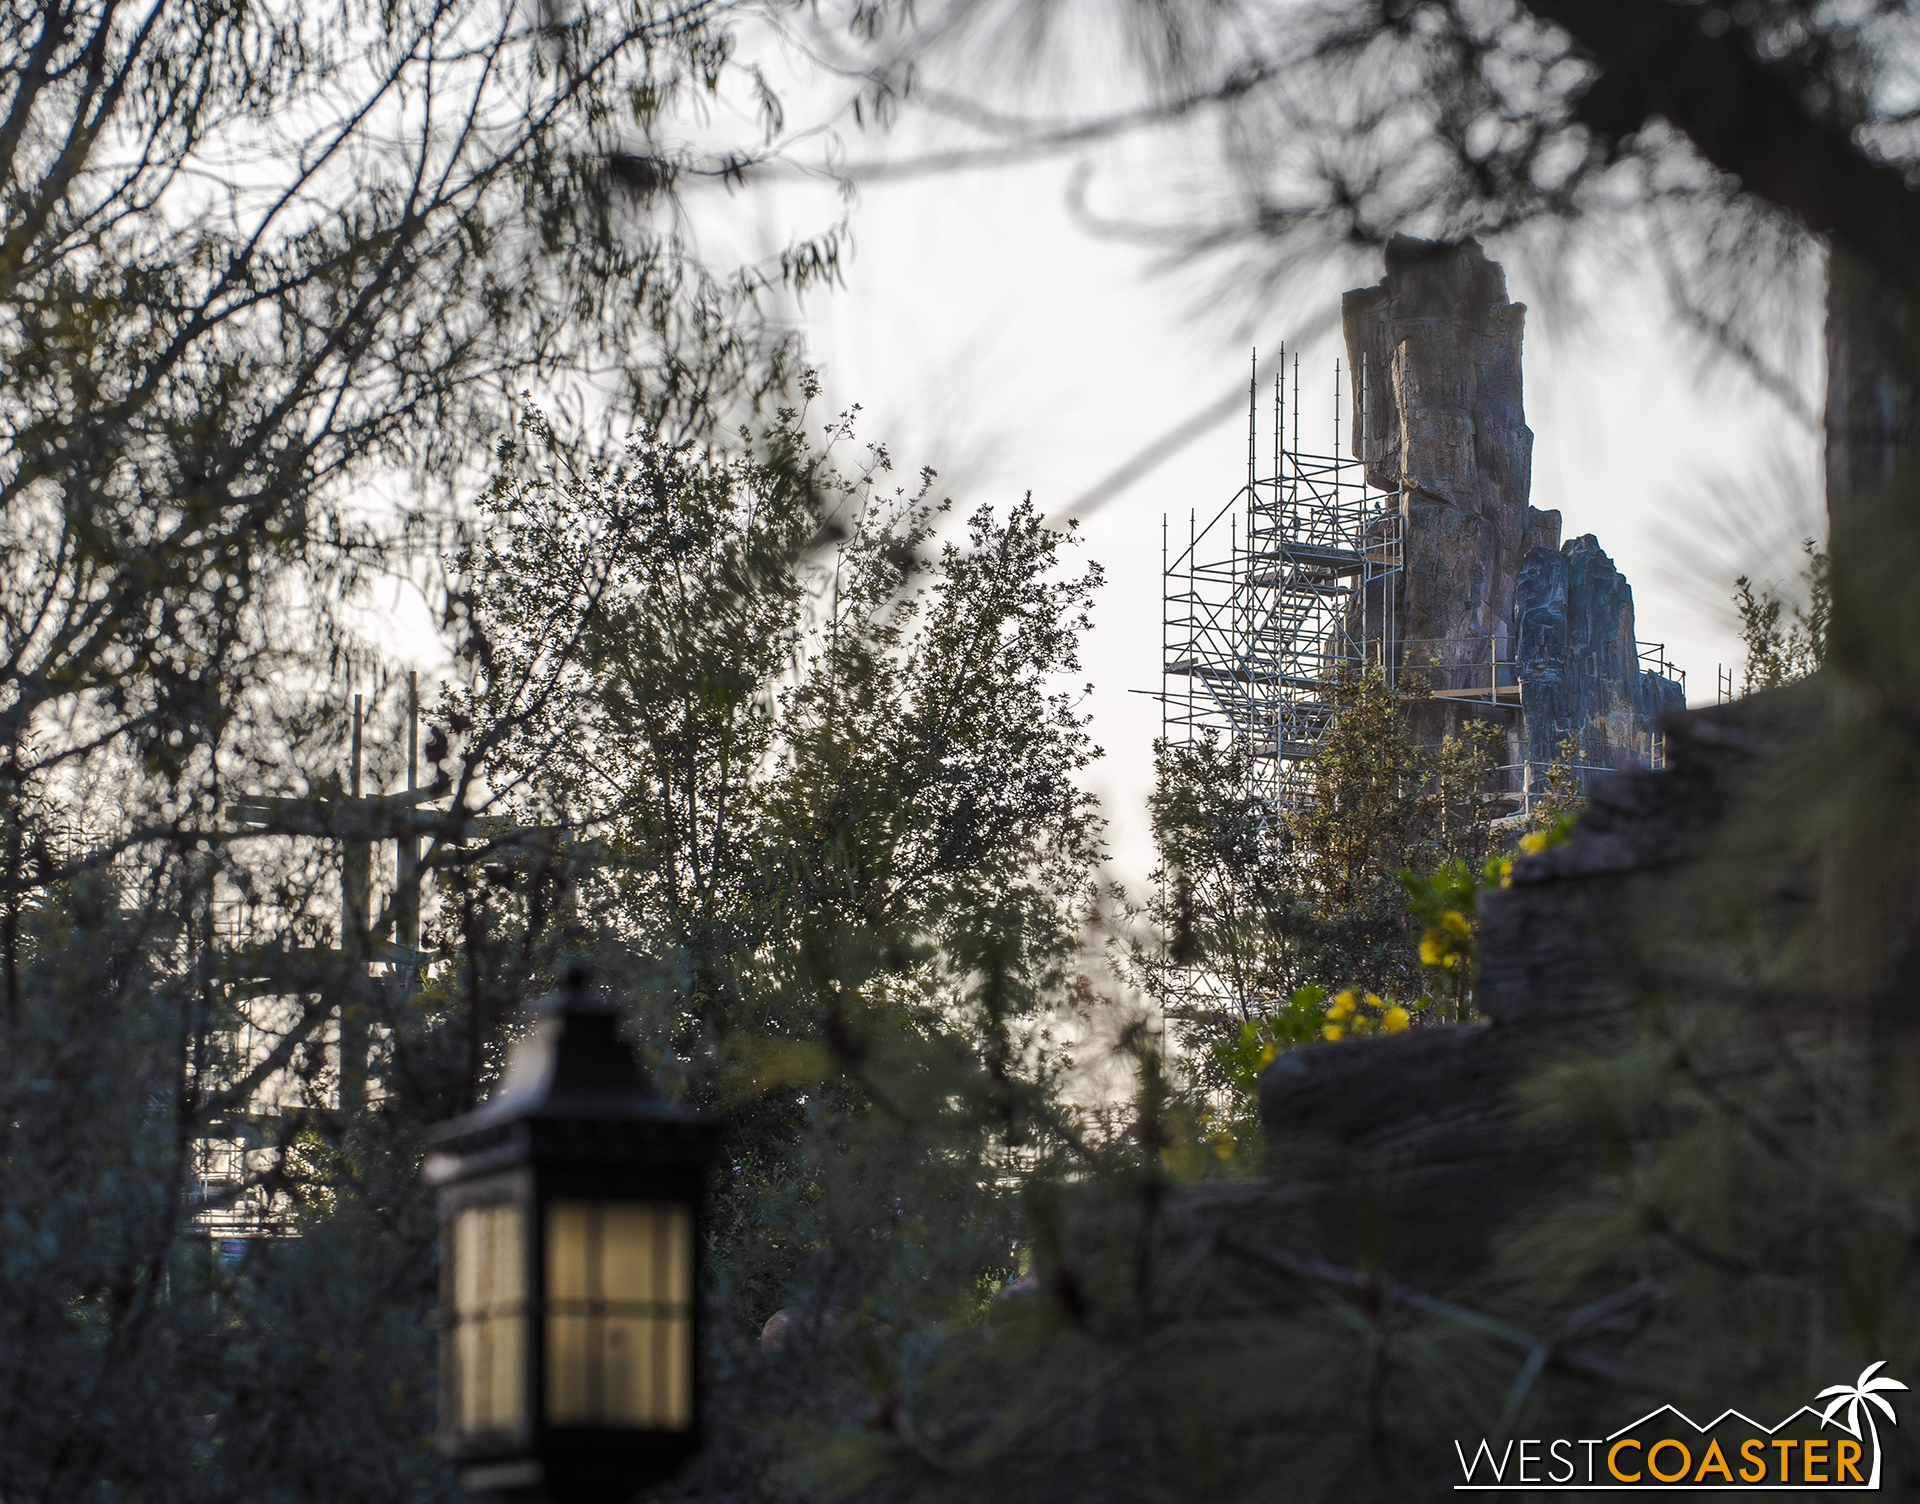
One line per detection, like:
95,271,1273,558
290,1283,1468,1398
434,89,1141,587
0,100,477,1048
1363,992,1384,1012
1383,1005,1411,1032
1321,1023,1344,1041
1441,910,1472,937
1518,831,1548,855
1328,990,1356,1020
1419,934,1445,966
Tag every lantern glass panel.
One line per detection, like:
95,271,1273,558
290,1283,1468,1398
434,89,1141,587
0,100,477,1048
545,1200,693,1429
452,1202,526,1433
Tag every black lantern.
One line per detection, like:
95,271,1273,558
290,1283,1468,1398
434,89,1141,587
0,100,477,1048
426,963,721,1503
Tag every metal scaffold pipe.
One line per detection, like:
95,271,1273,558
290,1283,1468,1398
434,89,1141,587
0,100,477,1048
1154,347,1402,815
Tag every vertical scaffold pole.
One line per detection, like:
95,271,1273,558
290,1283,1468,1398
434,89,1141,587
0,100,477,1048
341,690,369,1114
1361,351,1372,668
1161,513,1168,749
1333,358,1341,461
1272,369,1281,493
1248,350,1258,496
1388,483,1403,689
397,671,420,966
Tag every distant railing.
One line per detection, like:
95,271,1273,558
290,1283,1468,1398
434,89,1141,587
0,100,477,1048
1637,640,1687,699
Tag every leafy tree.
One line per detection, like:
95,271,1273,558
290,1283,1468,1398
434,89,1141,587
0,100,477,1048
1133,730,1305,1037
1401,853,1507,1025
1131,668,1500,1098
1286,669,1501,997
1522,733,1588,834
1735,538,1831,693
445,397,1109,1421
0,0,851,1496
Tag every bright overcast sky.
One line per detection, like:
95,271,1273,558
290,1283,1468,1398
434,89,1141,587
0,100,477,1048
366,32,1828,895
678,139,1825,888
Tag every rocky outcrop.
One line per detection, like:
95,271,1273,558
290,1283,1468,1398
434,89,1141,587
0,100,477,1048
1343,235,1533,691
1254,695,1779,1285
1342,237,1684,788
1514,535,1687,778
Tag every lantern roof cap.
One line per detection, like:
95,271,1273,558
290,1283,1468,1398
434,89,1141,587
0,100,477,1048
428,960,713,1158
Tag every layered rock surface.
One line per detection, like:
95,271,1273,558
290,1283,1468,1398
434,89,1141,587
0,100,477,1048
1342,235,1684,784
1515,534,1687,775
1343,234,1533,689
1253,694,1788,1285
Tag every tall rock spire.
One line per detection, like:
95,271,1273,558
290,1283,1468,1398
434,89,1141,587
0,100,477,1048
1343,234,1540,685
1340,236,1683,788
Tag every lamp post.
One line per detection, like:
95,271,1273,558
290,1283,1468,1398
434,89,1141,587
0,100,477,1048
426,962,721,1503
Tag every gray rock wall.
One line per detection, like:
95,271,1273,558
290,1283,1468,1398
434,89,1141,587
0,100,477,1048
1341,238,1684,784
1514,535,1686,780
1342,234,1533,688
1255,694,1784,1288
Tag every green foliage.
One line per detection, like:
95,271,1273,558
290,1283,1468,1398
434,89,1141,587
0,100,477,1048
1289,672,1499,914
1736,539,1830,693
1281,669,1503,996
2,363,1116,1500
1133,732,1310,1037
1211,984,1333,1094
1132,668,1501,1091
1211,984,1419,1120
1519,810,1579,856
1402,852,1510,1023
1523,734,1589,833
447,399,1108,1399
0,0,864,1488
1206,983,1333,1140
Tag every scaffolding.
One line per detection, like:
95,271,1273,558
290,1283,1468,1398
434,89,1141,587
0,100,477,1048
184,674,575,1247
1637,640,1686,702
1150,348,1689,1052
1160,350,1400,810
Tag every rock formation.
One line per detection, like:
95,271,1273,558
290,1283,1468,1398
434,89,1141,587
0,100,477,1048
1342,235,1536,684
1341,235,1684,788
1514,534,1687,777
1253,692,1786,1287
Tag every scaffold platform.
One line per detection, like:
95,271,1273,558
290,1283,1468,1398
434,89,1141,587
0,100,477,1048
1156,351,1399,810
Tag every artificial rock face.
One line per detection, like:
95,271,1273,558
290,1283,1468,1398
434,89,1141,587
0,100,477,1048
1342,236,1684,783
1343,234,1533,687
1514,535,1687,776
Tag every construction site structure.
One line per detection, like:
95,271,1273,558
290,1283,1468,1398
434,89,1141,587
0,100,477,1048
1158,352,1687,817
1162,237,1690,828
191,673,579,1246
1158,347,1583,813
1161,351,1403,811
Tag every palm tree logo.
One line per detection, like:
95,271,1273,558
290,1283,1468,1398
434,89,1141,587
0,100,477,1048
1817,1361,1909,1489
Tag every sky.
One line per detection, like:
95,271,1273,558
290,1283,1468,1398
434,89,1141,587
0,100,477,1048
362,54,1829,897
675,144,1826,890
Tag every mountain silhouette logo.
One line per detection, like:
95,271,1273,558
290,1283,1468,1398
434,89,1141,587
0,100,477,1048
1453,1363,1908,1490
